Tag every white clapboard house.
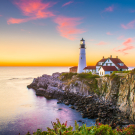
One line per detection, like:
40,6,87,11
83,55,128,76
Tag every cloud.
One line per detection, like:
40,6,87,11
7,0,55,24
0,15,2,16
113,38,135,55
103,5,114,12
21,29,25,31
21,29,30,33
130,9,135,13
121,20,135,29
117,35,124,40
62,1,73,7
106,32,113,35
54,16,85,40
96,41,107,45
7,17,33,24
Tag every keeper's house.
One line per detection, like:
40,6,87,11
70,55,128,76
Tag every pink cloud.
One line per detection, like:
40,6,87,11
62,1,73,7
0,15,2,16
121,20,135,29
117,35,124,40
96,41,107,45
106,32,113,35
7,0,55,24
103,5,114,12
21,29,25,31
54,16,85,40
113,38,135,55
130,9,135,13
21,29,31,33
7,17,33,24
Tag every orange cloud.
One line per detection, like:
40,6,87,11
113,38,135,55
62,1,73,7
54,16,85,40
121,20,135,29
7,0,55,24
96,41,107,45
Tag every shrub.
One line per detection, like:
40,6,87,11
110,73,120,81
77,73,100,80
60,72,77,81
130,68,135,74
104,75,110,77
29,119,135,135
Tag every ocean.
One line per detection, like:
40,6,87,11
0,67,97,135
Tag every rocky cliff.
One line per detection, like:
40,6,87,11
27,71,135,123
96,73,135,122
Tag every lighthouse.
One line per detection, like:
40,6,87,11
77,38,86,73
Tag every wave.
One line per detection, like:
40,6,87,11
9,77,33,80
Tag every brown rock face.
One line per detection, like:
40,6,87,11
96,73,135,122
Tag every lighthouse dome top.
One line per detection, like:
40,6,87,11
80,38,85,47
80,38,85,41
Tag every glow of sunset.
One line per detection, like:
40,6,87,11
0,0,135,67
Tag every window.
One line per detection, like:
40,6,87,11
106,63,108,66
110,63,112,66
108,59,109,62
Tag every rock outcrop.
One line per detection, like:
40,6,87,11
96,73,135,122
27,72,135,124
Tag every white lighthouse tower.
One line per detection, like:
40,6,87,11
77,38,86,73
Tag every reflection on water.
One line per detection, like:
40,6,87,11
0,67,134,135
0,67,96,135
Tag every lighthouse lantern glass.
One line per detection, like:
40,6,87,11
80,41,83,44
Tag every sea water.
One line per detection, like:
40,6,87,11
0,67,97,135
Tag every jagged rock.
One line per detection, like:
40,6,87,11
27,71,135,125
70,106,75,109
37,88,46,91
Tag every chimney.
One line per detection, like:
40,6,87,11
110,55,112,58
116,56,118,58
103,56,104,59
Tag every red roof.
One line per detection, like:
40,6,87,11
70,66,78,69
83,66,96,70
109,58,128,69
96,58,107,66
101,66,118,71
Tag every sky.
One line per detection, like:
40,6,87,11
0,0,135,67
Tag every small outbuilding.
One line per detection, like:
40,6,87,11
69,66,78,73
99,66,118,76
83,66,96,73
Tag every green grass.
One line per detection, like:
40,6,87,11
59,72,77,81
77,72,100,80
